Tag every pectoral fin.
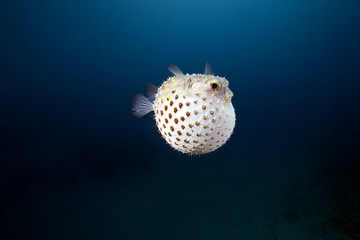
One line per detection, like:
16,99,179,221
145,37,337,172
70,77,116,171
204,61,214,75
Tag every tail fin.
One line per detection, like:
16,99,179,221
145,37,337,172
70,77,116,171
131,94,154,118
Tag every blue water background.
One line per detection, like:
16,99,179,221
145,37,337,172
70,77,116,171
1,0,359,239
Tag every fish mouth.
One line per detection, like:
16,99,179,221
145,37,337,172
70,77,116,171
224,89,233,102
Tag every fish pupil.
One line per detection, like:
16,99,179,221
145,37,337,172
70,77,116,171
211,83,218,90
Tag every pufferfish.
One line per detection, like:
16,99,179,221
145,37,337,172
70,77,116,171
131,62,235,155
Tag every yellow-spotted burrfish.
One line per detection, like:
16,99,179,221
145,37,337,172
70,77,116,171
131,62,235,155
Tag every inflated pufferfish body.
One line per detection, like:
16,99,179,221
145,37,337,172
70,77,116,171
131,62,235,155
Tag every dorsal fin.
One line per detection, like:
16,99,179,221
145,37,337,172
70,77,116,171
204,61,215,75
168,64,184,76
146,83,157,102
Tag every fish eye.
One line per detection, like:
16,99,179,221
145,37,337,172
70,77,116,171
210,81,221,91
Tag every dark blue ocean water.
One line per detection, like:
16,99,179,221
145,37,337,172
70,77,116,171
1,0,360,239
